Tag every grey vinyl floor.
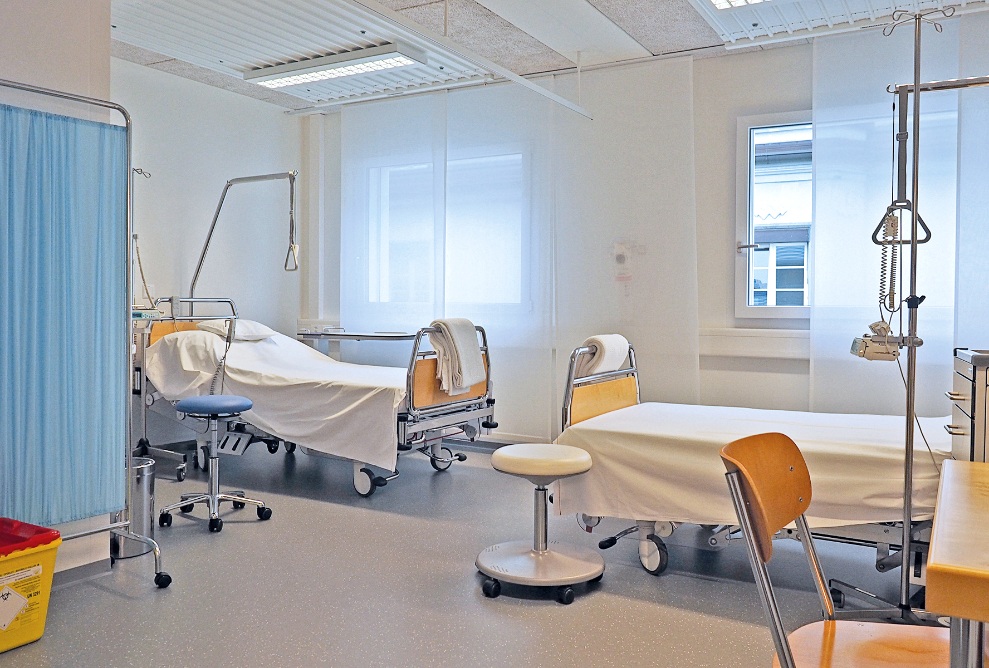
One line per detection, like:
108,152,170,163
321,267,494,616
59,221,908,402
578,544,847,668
2,442,907,667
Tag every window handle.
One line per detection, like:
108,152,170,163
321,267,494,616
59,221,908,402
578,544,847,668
736,242,763,254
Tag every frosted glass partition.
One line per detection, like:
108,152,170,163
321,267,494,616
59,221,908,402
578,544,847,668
954,13,989,348
810,27,959,416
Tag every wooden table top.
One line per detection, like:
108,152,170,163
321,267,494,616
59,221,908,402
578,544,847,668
926,459,989,622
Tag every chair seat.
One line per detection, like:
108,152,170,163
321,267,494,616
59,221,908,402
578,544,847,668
491,443,591,479
176,394,253,417
774,620,952,668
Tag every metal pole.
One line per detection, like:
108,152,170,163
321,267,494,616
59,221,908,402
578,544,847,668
899,12,923,612
188,171,298,300
534,486,549,552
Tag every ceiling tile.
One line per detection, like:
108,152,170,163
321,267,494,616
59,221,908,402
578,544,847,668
390,0,575,75
590,0,723,56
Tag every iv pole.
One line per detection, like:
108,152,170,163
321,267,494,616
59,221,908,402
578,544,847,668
863,8,989,620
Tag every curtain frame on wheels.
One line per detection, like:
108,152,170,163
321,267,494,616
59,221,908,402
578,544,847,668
0,77,170,587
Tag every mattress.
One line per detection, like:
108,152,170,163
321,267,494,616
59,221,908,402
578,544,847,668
554,402,952,527
145,330,407,470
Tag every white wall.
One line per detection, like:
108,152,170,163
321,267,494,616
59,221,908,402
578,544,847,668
1,0,113,575
693,45,814,410
111,59,304,334
320,45,816,439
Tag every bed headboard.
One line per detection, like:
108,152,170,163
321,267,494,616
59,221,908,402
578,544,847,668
569,375,638,426
410,354,489,410
562,341,639,430
148,321,200,346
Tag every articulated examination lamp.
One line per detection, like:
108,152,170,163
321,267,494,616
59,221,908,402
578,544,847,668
244,44,427,89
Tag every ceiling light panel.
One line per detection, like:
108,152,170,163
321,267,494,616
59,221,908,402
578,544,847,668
111,0,491,103
688,0,989,46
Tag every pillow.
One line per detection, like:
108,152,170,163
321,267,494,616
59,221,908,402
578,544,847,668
196,318,277,342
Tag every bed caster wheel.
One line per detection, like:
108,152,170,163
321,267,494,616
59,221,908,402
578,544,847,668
266,441,279,454
180,503,194,513
154,572,172,589
355,467,377,497
640,534,670,576
208,518,223,533
284,442,296,453
830,587,845,608
257,506,272,521
431,447,454,471
482,578,501,599
556,586,575,605
176,466,186,482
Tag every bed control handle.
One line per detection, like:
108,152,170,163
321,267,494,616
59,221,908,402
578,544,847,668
598,537,618,550
944,424,967,436
482,420,498,429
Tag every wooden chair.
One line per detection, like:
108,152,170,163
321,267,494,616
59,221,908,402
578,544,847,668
720,432,949,668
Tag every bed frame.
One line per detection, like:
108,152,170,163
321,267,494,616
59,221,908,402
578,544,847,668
560,341,932,612
133,297,497,496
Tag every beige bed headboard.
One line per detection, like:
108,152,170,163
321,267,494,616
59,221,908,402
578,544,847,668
410,354,489,410
148,321,200,346
569,375,638,426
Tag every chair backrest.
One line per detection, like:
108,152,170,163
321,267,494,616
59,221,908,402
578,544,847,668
720,432,812,564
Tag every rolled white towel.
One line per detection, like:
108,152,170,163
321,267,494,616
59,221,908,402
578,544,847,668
428,318,485,395
574,334,630,378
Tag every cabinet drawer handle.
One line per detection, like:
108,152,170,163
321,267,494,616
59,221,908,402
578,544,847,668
946,391,967,401
945,424,967,436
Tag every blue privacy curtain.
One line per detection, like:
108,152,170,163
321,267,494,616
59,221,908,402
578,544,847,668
0,103,127,526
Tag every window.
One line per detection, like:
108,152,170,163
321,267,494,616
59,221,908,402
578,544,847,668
736,112,813,319
366,151,526,307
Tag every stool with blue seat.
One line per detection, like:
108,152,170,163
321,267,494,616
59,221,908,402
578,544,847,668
158,395,272,533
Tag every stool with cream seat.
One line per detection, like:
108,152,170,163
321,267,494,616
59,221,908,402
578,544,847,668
476,443,604,605
158,395,272,533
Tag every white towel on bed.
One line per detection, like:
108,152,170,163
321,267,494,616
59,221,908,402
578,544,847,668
429,318,485,395
574,334,630,378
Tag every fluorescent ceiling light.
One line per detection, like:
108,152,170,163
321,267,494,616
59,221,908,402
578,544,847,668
244,44,426,89
711,0,766,9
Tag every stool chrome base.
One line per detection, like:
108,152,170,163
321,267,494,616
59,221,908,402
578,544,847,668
477,540,605,586
476,540,604,604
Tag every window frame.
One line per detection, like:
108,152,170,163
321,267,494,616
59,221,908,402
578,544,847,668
735,110,812,320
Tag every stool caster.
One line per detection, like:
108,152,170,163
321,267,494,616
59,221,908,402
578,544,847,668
257,506,272,521
180,503,195,513
482,578,501,599
233,500,246,509
154,572,172,589
556,586,575,605
208,517,223,533
158,513,172,528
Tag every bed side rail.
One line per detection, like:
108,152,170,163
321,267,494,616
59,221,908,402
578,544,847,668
562,343,639,431
144,297,239,346
405,325,492,418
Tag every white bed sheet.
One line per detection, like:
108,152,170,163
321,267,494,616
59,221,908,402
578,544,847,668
145,331,407,471
554,402,952,527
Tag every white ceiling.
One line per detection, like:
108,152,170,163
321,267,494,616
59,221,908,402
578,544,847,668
110,0,989,113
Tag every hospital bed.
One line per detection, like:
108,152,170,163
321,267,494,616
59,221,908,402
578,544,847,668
553,339,951,603
134,298,497,496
